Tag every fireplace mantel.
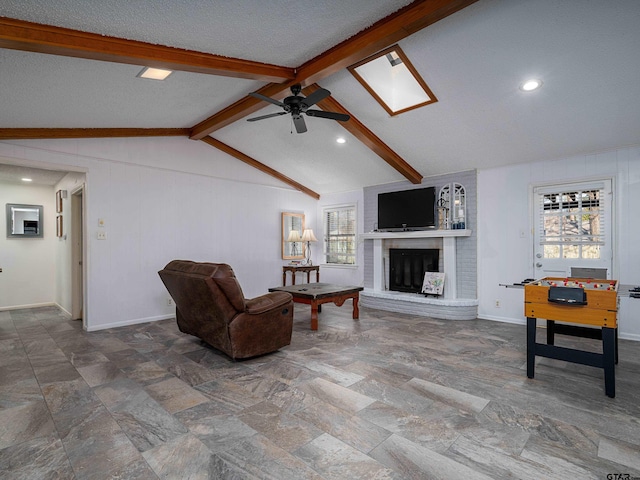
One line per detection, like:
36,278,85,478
360,229,471,241
360,229,472,300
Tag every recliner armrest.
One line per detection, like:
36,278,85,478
245,292,293,315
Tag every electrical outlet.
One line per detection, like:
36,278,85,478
167,297,174,306
495,299,501,308
97,231,107,240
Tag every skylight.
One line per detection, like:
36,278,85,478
348,45,437,116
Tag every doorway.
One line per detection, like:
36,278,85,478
71,186,85,325
532,179,613,279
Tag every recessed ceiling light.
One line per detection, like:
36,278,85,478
137,67,173,80
21,178,33,182
520,79,543,91
336,137,346,144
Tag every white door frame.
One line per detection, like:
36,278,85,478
70,184,86,328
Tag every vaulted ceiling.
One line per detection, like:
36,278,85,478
1,0,640,197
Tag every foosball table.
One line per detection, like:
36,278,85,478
524,277,619,397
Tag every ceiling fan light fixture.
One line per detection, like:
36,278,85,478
520,79,542,91
137,67,173,81
247,84,350,134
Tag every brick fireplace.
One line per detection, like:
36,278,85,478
359,230,478,320
361,172,478,320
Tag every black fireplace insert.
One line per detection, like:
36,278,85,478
389,248,439,293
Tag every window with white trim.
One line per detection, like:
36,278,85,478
539,187,605,259
323,205,356,265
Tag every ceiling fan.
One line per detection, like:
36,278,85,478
247,84,350,133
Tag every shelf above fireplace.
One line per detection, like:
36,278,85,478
360,229,471,241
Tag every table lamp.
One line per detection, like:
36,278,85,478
287,230,301,257
301,229,318,265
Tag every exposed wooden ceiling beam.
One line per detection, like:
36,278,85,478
303,85,423,184
1,1,476,190
200,137,320,200
0,128,190,140
0,17,294,83
190,82,298,141
189,0,479,139
296,0,479,86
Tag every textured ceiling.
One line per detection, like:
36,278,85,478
0,163,67,186
1,0,640,195
0,0,414,66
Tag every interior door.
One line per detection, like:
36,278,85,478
71,187,84,323
533,179,612,279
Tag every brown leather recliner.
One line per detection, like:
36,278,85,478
158,260,293,359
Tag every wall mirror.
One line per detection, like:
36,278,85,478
282,212,305,260
6,203,44,238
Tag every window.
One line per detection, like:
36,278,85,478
323,205,356,265
538,187,605,259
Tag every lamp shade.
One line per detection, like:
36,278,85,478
287,230,301,242
301,229,317,242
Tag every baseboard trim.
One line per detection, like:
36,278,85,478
0,302,55,311
86,314,174,332
478,314,639,342
619,332,640,342
477,314,526,325
56,303,72,317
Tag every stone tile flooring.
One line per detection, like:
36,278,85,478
1,304,640,479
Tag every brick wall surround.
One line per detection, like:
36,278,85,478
362,170,478,319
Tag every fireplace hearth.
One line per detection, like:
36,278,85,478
389,248,439,293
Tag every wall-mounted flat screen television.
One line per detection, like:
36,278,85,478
378,186,436,231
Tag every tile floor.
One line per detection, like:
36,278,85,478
1,304,639,479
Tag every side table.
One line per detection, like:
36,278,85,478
283,265,320,286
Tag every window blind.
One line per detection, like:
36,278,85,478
536,183,605,259
323,205,356,265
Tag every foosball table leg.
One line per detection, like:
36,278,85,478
546,320,555,345
602,327,616,398
526,317,536,379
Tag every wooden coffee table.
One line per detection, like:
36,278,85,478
268,283,364,330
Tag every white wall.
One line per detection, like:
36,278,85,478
316,189,364,287
0,181,56,309
0,137,317,330
4,137,638,338
478,145,640,340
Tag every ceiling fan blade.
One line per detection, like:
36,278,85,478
292,115,307,133
306,110,351,122
249,92,285,108
247,111,287,122
301,88,330,108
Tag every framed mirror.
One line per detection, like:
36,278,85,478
6,203,44,238
282,212,305,260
